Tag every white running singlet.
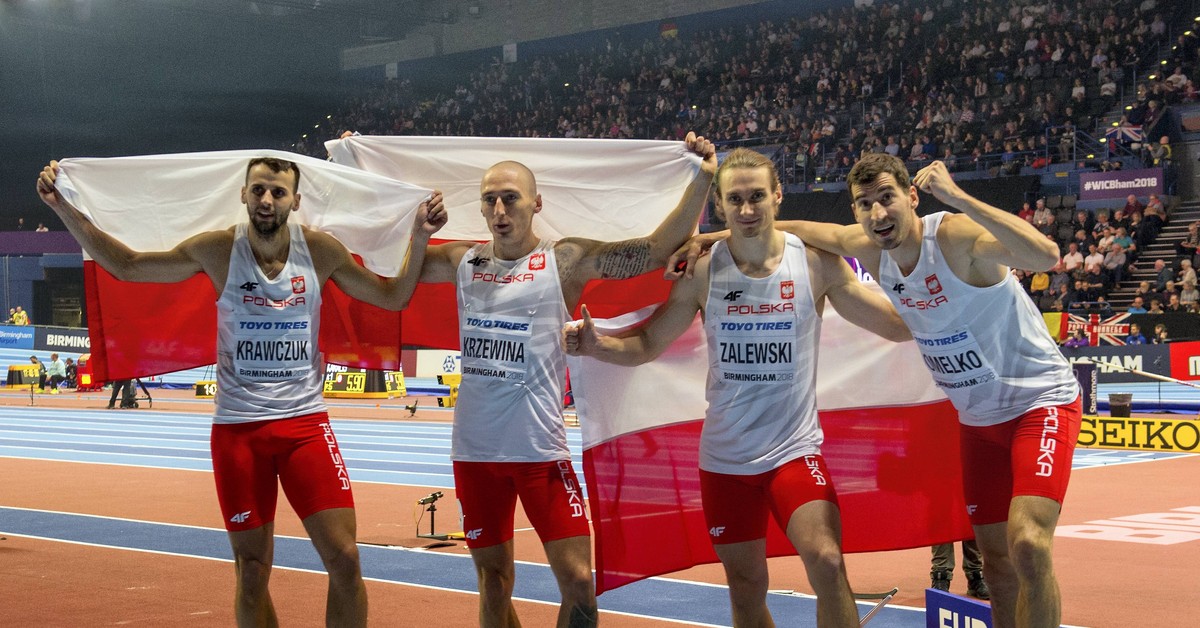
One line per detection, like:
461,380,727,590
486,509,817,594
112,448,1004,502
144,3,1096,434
215,222,325,423
877,212,1079,426
452,240,571,462
702,233,823,474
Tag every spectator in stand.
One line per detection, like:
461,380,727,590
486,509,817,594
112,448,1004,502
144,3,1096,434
5,308,14,324
1123,194,1145,217
1037,212,1058,239
1154,259,1173,291
1082,264,1110,301
16,217,25,230
1178,259,1197,286
1180,280,1198,307
1125,324,1148,344
1176,221,1199,261
1083,244,1105,270
1133,280,1156,304
1032,198,1053,229
1017,202,1035,222
1029,269,1050,298
1127,296,1148,314
1062,242,1084,275
1069,210,1093,238
1063,329,1089,348
35,222,49,232
1068,230,1093,256
1164,293,1185,312
1152,324,1170,344
1103,243,1127,285
1111,209,1131,233
12,306,29,326
1142,196,1166,244
1148,298,1165,314
1091,211,1111,237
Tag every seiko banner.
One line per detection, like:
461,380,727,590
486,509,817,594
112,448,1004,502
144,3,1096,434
33,326,92,352
1078,167,1163,201
1061,344,1171,383
0,325,35,350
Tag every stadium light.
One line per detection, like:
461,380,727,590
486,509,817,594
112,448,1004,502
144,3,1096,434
326,114,332,119
1099,138,1107,143
1148,75,1157,80
563,82,570,87
1112,122,1119,126
1086,154,1095,159
1125,105,1133,110
302,134,308,139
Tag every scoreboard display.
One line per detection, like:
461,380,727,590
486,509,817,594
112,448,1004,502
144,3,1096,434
323,364,406,398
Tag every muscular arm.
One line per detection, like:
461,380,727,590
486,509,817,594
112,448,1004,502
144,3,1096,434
914,161,1059,272
776,220,874,260
810,247,911,342
559,132,717,295
38,160,222,283
319,192,449,310
563,261,707,366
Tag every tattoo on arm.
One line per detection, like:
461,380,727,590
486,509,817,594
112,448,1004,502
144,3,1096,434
595,239,651,279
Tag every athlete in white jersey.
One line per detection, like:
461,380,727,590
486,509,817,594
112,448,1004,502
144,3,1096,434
564,148,909,628
38,157,446,628
416,132,717,628
670,155,1079,628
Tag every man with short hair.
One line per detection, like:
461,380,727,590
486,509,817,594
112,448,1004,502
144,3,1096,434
565,147,909,627
414,133,717,627
39,156,446,627
672,154,1081,628
12,306,29,325
43,353,67,393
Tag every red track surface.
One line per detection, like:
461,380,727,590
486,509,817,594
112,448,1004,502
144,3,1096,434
1,389,1197,626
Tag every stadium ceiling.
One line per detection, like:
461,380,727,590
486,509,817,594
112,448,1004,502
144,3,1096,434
2,0,456,46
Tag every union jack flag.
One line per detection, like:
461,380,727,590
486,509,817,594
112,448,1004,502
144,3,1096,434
1105,125,1144,146
1066,312,1132,346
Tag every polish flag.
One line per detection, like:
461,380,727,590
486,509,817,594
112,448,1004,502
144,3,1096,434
566,293,972,594
54,150,433,380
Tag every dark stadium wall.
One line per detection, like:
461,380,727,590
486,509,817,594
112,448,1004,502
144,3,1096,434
777,176,1042,225
342,0,852,80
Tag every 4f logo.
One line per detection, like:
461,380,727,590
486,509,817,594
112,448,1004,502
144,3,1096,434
528,252,546,271
891,282,905,293
925,274,943,295
291,276,306,294
230,511,251,524
723,290,743,302
709,526,726,537
467,256,489,266
239,282,259,292
780,280,794,299
465,528,483,540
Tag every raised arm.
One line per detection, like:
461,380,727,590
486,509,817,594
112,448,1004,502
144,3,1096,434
558,132,717,291
37,160,222,283
319,191,449,310
913,160,1059,271
810,247,911,342
562,265,706,366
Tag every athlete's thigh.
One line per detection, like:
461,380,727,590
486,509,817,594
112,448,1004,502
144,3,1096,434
512,460,590,544
455,461,518,548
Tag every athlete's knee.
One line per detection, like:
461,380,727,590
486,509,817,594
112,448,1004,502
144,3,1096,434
234,554,273,592
798,543,846,581
1008,527,1054,578
321,541,363,581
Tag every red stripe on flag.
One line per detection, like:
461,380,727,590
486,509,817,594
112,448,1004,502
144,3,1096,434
583,400,970,594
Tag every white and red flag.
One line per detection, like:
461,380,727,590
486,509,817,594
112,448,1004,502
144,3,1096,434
54,149,432,380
